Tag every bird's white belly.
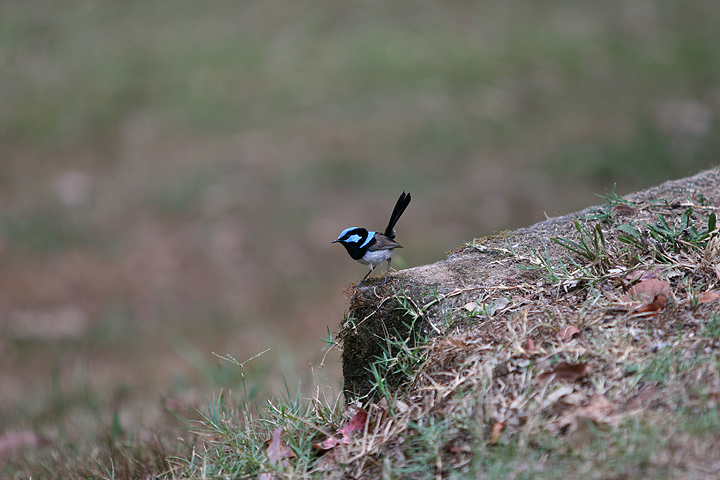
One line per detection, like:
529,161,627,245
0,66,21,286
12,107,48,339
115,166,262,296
359,249,393,267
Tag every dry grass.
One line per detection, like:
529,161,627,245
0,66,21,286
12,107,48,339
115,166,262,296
114,184,720,479
313,191,720,479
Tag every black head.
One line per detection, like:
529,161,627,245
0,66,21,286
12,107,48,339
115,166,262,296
332,227,374,260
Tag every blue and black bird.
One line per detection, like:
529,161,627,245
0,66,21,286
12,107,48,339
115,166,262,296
333,192,411,285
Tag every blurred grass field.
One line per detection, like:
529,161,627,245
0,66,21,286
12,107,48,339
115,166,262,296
1,0,719,473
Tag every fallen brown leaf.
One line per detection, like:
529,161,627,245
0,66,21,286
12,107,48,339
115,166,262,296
262,428,294,479
626,383,660,410
580,393,614,417
622,269,655,284
617,278,672,316
316,433,340,451
630,293,668,317
620,278,672,305
614,204,637,215
266,428,294,466
462,301,479,312
548,393,617,446
489,421,505,445
337,408,367,442
697,290,720,304
558,325,581,341
314,408,368,451
537,361,592,386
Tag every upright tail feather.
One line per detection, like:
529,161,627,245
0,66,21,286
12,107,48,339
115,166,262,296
384,191,411,239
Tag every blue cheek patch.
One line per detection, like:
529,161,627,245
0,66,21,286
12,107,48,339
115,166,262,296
336,227,360,242
346,234,362,244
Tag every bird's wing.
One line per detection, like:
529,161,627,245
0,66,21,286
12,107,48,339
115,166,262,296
368,233,402,251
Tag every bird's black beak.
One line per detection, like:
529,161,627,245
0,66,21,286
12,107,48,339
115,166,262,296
331,239,339,244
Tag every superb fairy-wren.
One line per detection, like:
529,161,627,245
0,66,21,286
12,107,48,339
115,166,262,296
332,191,411,285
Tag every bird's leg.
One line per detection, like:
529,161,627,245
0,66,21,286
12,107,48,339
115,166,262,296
381,258,392,285
358,265,375,286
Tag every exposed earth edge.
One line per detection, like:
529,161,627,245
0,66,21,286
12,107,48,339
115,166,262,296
340,166,720,399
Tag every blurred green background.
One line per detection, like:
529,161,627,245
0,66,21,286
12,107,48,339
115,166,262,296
1,0,718,450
